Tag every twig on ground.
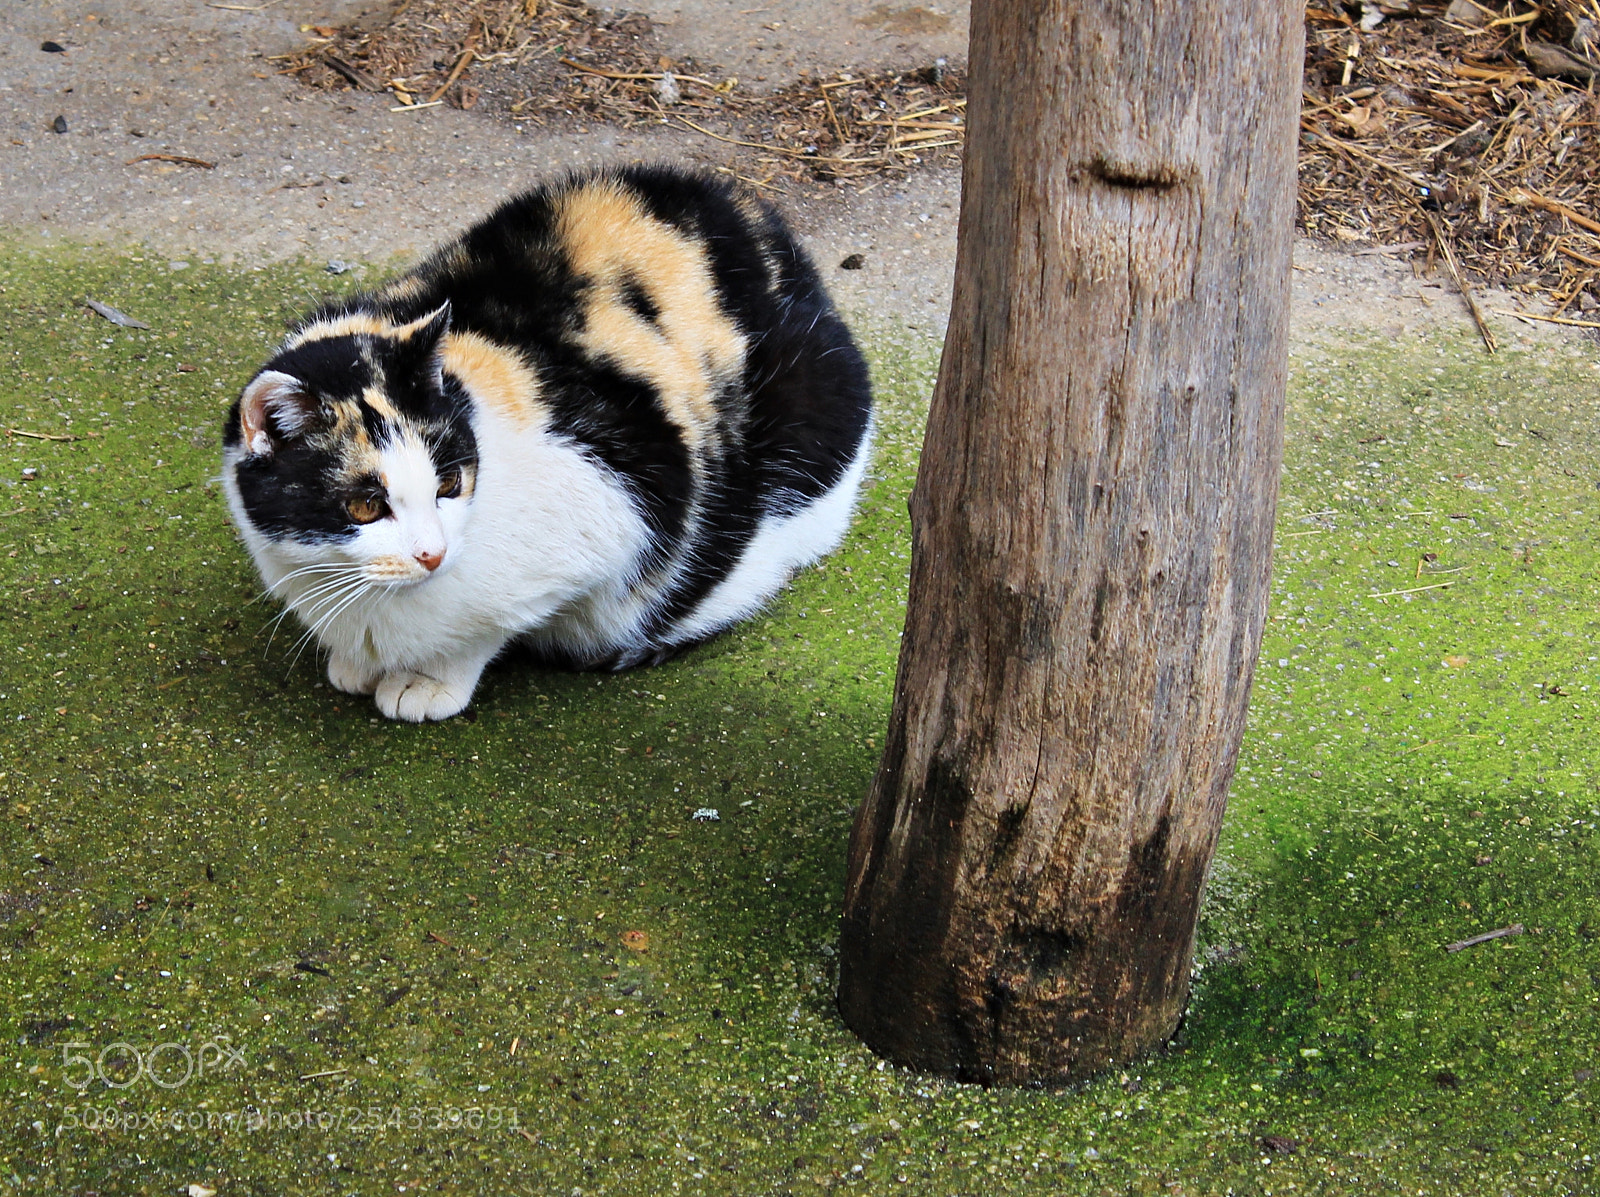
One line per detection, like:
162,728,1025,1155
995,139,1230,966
1422,208,1497,353
125,154,216,169
1515,189,1600,236
1493,308,1600,329
323,53,381,91
558,57,719,88
427,46,477,103
1352,241,1428,256
6,428,84,442
670,114,825,160
1444,923,1524,952
1551,269,1596,317
1368,581,1456,598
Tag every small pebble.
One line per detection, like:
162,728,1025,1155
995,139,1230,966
40,41,66,53
51,115,68,134
21,468,38,482
654,72,680,105
839,253,865,270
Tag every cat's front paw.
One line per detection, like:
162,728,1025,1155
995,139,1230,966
373,671,474,722
327,653,381,696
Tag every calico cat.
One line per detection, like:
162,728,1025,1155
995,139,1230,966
222,165,873,722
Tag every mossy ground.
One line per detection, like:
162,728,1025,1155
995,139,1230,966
0,243,1596,1195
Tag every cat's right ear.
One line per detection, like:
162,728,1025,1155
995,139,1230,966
414,300,451,347
239,371,315,458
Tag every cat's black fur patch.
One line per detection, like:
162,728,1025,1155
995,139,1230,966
230,437,359,542
617,273,661,325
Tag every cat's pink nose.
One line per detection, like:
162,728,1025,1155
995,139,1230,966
415,548,444,572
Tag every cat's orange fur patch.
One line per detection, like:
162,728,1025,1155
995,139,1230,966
286,313,391,347
323,401,382,484
365,554,420,581
555,179,745,452
288,305,445,351
361,385,401,423
377,275,427,304
442,331,543,430
389,305,450,342
324,400,372,446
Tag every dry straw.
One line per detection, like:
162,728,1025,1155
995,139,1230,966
283,1,1599,309
277,0,965,186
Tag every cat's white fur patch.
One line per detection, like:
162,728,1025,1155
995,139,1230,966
667,420,874,646
366,432,450,581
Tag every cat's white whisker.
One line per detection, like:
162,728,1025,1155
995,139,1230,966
259,582,347,652
274,562,360,586
260,605,303,656
281,576,363,615
288,580,372,671
299,575,369,623
259,568,367,653
250,566,349,606
278,566,366,622
252,562,361,606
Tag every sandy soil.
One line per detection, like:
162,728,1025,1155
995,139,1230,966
0,0,1589,355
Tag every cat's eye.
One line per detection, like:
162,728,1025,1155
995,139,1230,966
436,468,463,500
345,494,388,524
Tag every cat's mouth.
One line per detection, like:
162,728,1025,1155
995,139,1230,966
364,555,445,586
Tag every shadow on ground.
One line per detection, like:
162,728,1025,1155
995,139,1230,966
1,243,1597,1194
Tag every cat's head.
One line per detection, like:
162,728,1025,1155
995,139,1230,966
223,302,478,587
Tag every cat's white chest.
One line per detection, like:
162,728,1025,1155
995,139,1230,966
335,412,649,668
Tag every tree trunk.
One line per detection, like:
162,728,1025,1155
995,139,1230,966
837,0,1303,1085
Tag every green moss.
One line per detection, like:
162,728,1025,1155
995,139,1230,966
1,242,1596,1195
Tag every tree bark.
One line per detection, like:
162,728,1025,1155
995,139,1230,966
837,0,1303,1085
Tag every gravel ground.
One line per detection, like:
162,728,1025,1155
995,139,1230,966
0,0,1585,352
1,0,963,328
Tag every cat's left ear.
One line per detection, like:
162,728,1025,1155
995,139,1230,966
238,370,316,458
